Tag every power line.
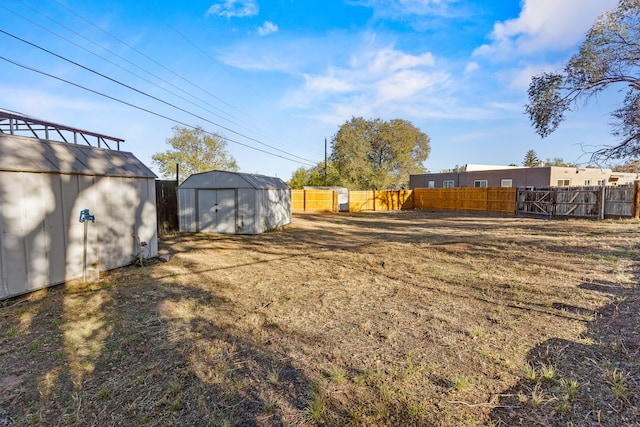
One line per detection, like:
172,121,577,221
133,0,289,142
0,28,317,164
49,0,260,127
5,2,247,131
0,55,316,167
9,0,315,166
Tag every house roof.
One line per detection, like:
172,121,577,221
0,134,156,178
180,170,290,190
463,164,522,172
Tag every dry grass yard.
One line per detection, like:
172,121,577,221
1,210,639,426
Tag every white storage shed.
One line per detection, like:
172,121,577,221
178,170,291,234
0,111,158,300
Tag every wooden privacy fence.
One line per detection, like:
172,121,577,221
293,188,516,214
517,185,640,219
413,188,517,214
155,180,179,234
348,190,414,212
292,185,639,218
293,189,413,212
292,189,339,212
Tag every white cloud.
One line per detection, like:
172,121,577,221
303,70,355,93
291,44,442,101
278,42,465,122
474,0,617,59
370,48,435,73
219,33,510,124
464,61,479,74
257,21,278,36
376,69,448,103
207,0,258,18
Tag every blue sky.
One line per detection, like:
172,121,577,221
0,0,620,179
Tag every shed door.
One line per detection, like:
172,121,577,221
198,189,236,233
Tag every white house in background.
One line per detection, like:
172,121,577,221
0,110,158,300
178,170,291,234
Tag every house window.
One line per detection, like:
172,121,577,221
427,181,435,188
443,180,455,188
501,179,513,188
474,180,488,188
557,179,571,187
584,179,591,186
597,179,605,186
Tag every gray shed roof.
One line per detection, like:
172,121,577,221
180,170,290,190
0,134,156,178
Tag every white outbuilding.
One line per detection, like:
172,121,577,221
178,170,291,234
0,110,158,300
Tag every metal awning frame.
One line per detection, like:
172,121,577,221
0,110,124,150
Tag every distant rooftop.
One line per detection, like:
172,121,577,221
463,164,522,172
0,109,124,150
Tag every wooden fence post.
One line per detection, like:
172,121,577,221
600,185,606,220
634,181,640,219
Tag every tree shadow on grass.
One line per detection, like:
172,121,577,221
0,272,314,426
490,278,640,426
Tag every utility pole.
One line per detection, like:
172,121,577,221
324,137,328,186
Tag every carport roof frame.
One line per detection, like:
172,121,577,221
0,109,124,151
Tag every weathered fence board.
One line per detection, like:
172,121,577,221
517,186,638,219
156,180,179,234
605,186,635,217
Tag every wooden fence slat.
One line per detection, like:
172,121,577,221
155,180,179,235
412,188,516,214
292,189,336,212
517,185,638,219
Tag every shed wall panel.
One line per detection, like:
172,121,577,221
266,189,292,229
48,174,69,284
0,171,157,300
91,176,158,270
238,189,258,234
255,190,266,234
178,188,197,232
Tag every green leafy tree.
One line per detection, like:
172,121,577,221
544,157,578,167
613,159,640,172
330,117,430,189
152,125,238,179
523,149,540,167
525,0,640,161
440,164,464,173
288,162,339,189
